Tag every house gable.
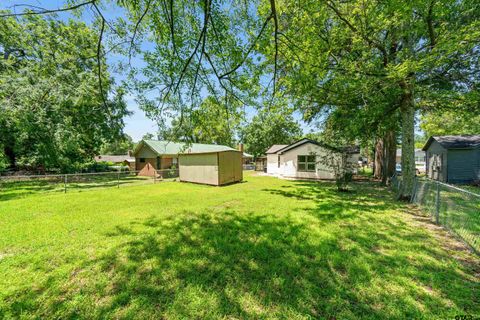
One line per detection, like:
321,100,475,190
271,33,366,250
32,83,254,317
277,138,339,155
134,142,159,158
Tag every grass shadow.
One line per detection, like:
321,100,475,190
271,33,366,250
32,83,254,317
1,179,478,318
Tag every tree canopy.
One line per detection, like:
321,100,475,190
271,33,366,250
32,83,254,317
255,0,480,196
0,14,129,172
420,110,480,137
240,107,302,157
160,96,243,146
100,134,136,155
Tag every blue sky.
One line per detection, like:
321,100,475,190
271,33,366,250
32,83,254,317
2,0,160,141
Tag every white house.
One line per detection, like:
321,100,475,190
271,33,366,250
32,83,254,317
265,138,360,180
396,148,426,173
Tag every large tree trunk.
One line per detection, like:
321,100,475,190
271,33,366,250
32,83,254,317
382,130,397,185
399,81,415,200
374,138,384,179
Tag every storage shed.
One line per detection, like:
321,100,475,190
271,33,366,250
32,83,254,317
179,150,243,186
134,140,240,175
422,135,480,183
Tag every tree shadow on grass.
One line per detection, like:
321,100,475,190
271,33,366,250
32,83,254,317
5,211,478,319
1,181,479,319
101,210,478,319
85,212,389,319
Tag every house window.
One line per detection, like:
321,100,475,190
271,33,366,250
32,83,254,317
172,157,178,165
139,158,145,163
298,155,316,172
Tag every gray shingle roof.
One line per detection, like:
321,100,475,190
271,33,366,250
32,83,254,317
276,138,340,154
265,144,289,154
266,138,360,155
423,135,480,150
95,155,135,163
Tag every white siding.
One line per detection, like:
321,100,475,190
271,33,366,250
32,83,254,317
266,154,281,175
280,143,337,179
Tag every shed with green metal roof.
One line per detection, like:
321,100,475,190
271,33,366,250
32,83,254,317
133,140,236,172
133,140,243,185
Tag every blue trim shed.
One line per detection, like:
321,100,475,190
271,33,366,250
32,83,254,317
422,135,480,184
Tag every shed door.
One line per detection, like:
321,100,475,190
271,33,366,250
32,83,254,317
447,149,477,183
430,154,442,181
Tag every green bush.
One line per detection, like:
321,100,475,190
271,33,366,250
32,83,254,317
0,152,8,173
76,161,115,173
336,171,353,192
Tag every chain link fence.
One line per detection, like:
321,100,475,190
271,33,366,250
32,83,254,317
0,169,179,200
392,174,480,254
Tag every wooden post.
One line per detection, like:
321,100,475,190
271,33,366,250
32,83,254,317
154,170,156,184
64,174,67,193
435,181,440,224
117,170,120,188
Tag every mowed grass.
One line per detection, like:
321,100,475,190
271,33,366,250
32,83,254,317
0,173,155,201
0,172,479,319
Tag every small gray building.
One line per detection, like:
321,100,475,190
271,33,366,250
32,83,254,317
422,135,480,183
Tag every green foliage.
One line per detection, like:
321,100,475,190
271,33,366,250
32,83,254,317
0,151,8,172
0,14,130,172
414,134,428,149
78,160,115,173
142,133,156,140
420,110,480,137
319,151,356,192
257,0,479,197
240,107,302,157
160,96,243,146
100,134,136,155
0,173,478,318
120,0,265,137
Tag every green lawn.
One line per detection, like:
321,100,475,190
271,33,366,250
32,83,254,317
413,180,480,253
0,172,479,319
0,173,156,201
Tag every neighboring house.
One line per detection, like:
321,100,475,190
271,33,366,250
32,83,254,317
396,148,426,173
255,155,267,172
237,143,254,168
422,135,480,183
266,144,289,175
265,138,360,180
94,155,135,170
396,149,426,164
242,152,254,165
133,140,237,172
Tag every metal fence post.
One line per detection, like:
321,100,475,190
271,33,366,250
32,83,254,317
411,176,418,203
435,181,440,224
117,170,120,188
64,174,67,193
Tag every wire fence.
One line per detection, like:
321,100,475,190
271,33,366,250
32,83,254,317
0,169,179,200
392,174,480,254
